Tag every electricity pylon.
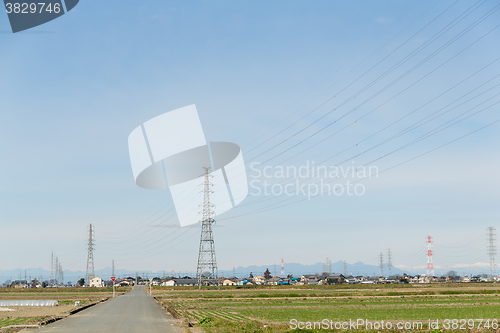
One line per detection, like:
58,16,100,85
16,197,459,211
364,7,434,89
196,167,219,289
487,227,497,279
85,224,95,286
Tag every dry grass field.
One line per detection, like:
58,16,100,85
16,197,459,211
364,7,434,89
153,283,500,332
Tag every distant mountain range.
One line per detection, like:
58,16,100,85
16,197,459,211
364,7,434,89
0,261,406,284
230,261,405,278
0,260,487,284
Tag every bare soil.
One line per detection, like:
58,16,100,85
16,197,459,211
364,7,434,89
0,304,75,319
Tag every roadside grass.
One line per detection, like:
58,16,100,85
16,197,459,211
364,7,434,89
0,316,51,329
0,317,29,326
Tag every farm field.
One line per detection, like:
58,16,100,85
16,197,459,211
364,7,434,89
153,283,500,332
0,287,131,331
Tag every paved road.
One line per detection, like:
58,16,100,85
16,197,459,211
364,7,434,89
33,286,182,333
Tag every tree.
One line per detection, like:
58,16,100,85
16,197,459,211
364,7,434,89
326,276,343,285
78,278,85,286
447,271,459,281
264,268,271,280
249,272,253,279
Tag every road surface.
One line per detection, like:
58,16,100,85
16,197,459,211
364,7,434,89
33,286,182,333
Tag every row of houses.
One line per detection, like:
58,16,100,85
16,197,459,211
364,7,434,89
149,273,497,286
112,274,362,286
5,273,496,289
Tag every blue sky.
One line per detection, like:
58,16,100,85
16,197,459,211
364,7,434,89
0,0,499,278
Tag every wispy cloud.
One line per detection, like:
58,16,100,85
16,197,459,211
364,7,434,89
376,17,392,24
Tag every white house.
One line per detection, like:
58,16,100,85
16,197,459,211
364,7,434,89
161,279,176,286
89,276,104,287
222,279,236,286
253,276,266,285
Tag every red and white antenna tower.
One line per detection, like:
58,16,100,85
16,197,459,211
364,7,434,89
280,259,285,278
426,236,434,276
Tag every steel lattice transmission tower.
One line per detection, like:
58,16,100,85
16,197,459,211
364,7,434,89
487,227,497,279
281,259,285,278
50,252,54,286
426,236,434,276
54,256,59,285
85,224,95,286
196,167,219,289
59,262,63,286
323,258,331,275
387,249,393,277
379,252,384,277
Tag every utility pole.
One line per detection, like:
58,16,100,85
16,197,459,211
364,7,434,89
379,253,384,277
196,167,219,289
487,227,497,279
111,259,115,297
426,236,434,276
343,260,347,277
387,249,393,277
85,224,95,286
